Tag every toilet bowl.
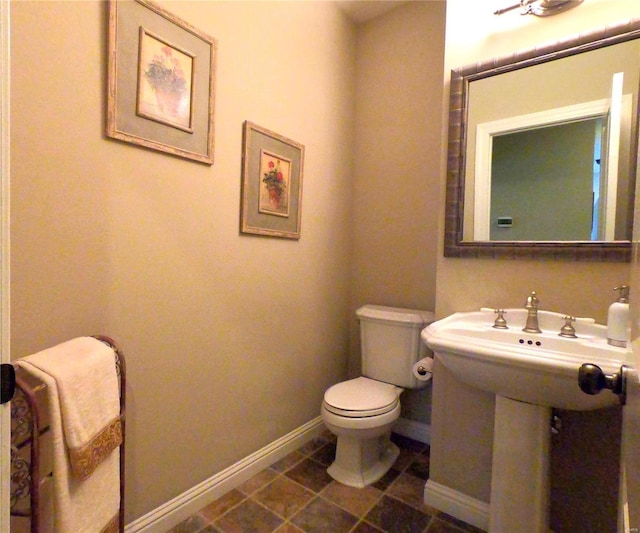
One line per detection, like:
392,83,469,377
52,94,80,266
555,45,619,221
320,304,434,488
321,376,403,487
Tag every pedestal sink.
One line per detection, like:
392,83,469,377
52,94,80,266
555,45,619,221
421,308,632,533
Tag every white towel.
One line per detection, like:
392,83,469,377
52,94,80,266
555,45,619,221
15,337,121,533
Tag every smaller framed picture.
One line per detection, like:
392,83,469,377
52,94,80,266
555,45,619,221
241,122,305,239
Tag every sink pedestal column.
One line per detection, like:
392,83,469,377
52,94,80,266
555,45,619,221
489,395,550,532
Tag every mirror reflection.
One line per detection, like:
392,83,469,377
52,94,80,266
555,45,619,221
444,20,640,260
489,119,604,241
464,39,639,243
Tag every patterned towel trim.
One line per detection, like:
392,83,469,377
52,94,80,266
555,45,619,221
69,417,122,480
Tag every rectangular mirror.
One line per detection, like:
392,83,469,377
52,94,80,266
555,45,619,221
444,19,640,261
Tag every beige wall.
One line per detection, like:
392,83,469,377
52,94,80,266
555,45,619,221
11,0,357,522
351,0,443,317
10,0,446,524
349,1,445,422
431,0,639,509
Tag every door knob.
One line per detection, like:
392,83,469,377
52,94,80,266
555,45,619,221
578,363,628,405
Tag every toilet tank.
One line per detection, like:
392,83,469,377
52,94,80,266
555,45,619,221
357,304,435,389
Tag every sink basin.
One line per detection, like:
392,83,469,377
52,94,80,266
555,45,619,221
422,308,633,532
421,308,631,411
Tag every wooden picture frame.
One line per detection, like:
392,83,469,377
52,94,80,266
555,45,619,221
107,0,217,164
241,122,305,239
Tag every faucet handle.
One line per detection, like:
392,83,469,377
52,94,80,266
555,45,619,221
559,315,577,338
525,291,539,308
493,309,508,329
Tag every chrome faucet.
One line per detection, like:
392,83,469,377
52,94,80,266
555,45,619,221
523,291,541,333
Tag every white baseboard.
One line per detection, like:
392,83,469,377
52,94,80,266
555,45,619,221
125,417,326,533
125,416,430,532
424,479,489,532
394,418,430,444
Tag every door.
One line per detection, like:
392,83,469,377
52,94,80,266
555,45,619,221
622,146,640,530
618,57,640,531
619,359,640,532
0,1,9,530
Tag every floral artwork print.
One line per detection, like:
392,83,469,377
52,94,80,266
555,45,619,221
259,150,291,217
137,28,194,132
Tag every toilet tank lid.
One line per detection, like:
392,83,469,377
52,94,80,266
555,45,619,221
356,305,435,326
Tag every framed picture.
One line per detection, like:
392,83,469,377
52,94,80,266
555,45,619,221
241,122,305,239
107,0,216,164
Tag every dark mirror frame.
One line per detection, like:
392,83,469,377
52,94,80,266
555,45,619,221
444,18,640,261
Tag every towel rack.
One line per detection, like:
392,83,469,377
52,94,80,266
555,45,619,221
10,335,126,533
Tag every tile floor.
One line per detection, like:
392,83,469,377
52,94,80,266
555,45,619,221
166,431,485,533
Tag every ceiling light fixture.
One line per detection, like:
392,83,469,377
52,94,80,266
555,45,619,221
494,0,583,17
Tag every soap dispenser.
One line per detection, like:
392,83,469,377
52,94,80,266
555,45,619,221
607,285,630,348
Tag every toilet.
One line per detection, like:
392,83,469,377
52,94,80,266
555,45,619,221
321,304,435,488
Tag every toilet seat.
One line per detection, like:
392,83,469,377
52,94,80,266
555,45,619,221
323,377,401,418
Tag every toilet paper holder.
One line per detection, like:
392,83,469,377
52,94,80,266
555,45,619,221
412,357,434,382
